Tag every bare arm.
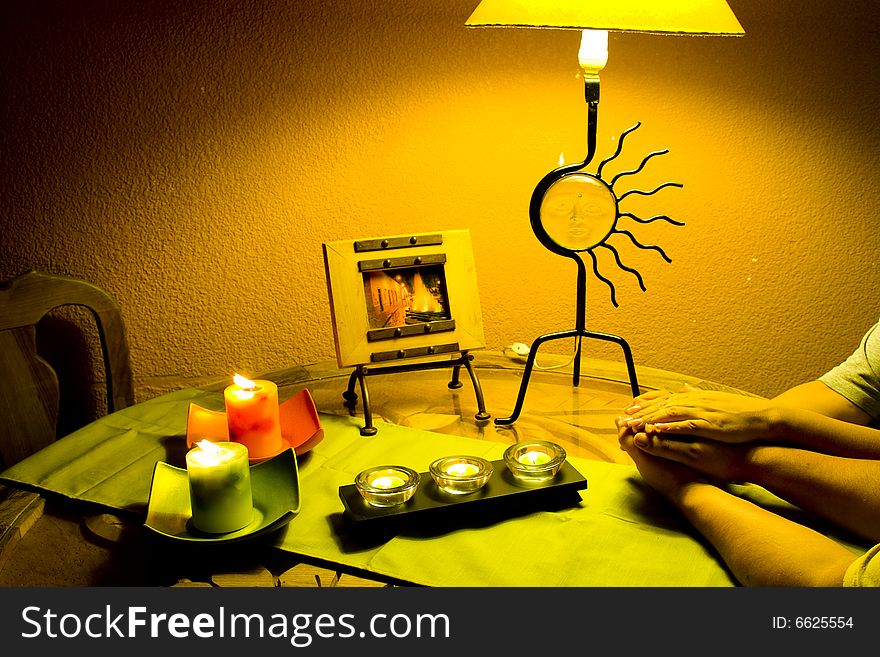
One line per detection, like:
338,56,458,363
768,407,880,458
744,445,880,542
622,428,880,543
772,380,872,424
768,381,879,457
618,433,859,586
673,482,857,587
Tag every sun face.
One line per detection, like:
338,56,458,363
540,174,618,251
532,122,683,307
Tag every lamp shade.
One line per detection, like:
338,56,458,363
465,0,744,36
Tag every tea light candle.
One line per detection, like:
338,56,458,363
503,440,566,483
371,474,407,489
186,440,253,534
355,466,420,507
224,373,283,460
429,455,493,495
446,462,479,476
518,450,552,466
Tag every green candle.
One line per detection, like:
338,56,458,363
186,440,253,533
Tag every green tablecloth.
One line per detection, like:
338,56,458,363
3,388,860,587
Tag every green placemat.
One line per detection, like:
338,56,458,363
0,389,208,512
2,388,865,587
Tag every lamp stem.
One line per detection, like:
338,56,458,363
582,78,599,167
578,28,606,166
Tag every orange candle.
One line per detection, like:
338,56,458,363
223,373,283,460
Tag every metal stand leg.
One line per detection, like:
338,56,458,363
461,353,491,422
494,331,640,427
341,352,491,435
343,368,360,403
495,240,640,426
448,363,463,389
343,365,378,436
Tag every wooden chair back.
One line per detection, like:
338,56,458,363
0,270,134,470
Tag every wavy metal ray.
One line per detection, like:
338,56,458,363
611,229,673,263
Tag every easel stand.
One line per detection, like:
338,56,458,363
493,255,640,426
343,350,491,436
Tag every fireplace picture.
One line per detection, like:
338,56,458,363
362,264,450,330
323,229,485,367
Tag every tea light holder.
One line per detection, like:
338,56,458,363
503,440,566,483
429,455,494,495
355,465,420,507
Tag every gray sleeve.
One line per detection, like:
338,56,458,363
818,319,880,420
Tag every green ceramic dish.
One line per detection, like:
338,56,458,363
145,448,300,543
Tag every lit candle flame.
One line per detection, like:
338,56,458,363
233,373,257,390
520,450,550,465
445,462,479,477
191,439,233,466
371,475,406,489
231,373,259,400
558,152,565,167
196,439,221,453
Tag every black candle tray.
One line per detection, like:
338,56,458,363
338,458,587,531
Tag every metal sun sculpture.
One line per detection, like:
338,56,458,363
495,121,682,427
531,121,683,307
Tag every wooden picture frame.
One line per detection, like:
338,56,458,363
322,229,485,368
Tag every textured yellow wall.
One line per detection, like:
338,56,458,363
2,0,878,404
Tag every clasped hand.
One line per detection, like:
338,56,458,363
619,384,776,442
616,385,764,488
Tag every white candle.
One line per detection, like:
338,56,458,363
186,440,253,534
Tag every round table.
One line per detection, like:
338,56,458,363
259,349,748,466
0,351,749,587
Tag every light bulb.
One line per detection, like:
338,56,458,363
578,29,608,75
